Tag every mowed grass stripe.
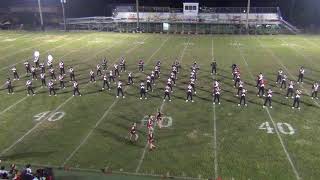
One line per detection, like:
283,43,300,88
0,34,147,156
135,37,191,173
254,36,319,107
213,36,295,179
234,37,301,180
0,33,127,114
61,37,170,167
0,35,155,165
0,33,93,72
62,36,188,173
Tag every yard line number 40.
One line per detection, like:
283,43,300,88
259,122,295,135
34,111,65,122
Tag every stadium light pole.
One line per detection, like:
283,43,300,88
245,0,251,30
61,0,67,31
37,0,44,31
136,0,140,31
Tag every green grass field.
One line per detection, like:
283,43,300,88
0,30,320,180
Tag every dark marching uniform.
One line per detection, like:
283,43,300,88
190,78,196,94
59,61,65,75
120,59,126,72
48,81,56,96
138,60,144,72
69,68,75,81
263,89,273,108
40,63,45,73
146,76,152,92
114,64,120,77
297,67,305,83
213,87,221,104
172,66,177,79
6,79,13,94
49,68,56,80
174,60,180,73
150,72,155,84
154,66,160,78
24,61,31,74
12,67,19,80
89,70,96,82
102,58,107,71
73,81,81,96
109,70,115,83
96,64,102,76
116,81,125,98
34,52,40,68
128,72,133,85
59,74,65,89
311,82,319,99
186,84,193,102
102,74,110,90
140,82,147,99
163,85,171,101
170,72,176,85
292,90,302,109
276,69,283,84
167,78,173,92
234,73,241,87
280,74,287,89
26,80,35,96
257,79,265,97
239,89,247,106
40,73,46,87
286,81,294,98
31,66,37,80
256,73,263,88
237,81,244,96
211,60,217,74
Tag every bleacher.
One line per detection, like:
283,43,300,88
65,5,299,34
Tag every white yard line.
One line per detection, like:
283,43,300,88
61,36,169,167
235,41,301,180
278,37,318,69
255,37,320,108
0,36,142,155
0,34,69,62
0,35,114,115
211,38,218,179
0,33,91,72
135,37,191,173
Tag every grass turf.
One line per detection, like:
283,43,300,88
0,31,319,180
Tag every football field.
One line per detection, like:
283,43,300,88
0,31,320,180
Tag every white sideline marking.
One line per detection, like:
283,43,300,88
211,38,218,179
255,37,320,108
0,33,91,71
61,37,169,166
235,41,301,180
0,36,137,155
135,37,190,173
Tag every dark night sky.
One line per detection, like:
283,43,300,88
0,0,320,27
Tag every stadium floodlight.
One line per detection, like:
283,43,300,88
136,0,140,31
37,0,44,31
61,0,67,31
245,0,251,30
